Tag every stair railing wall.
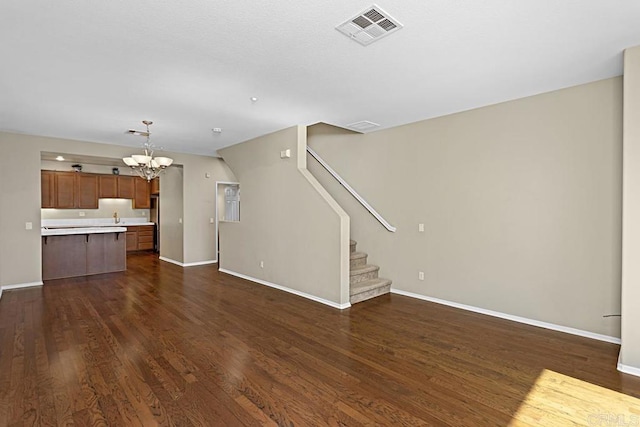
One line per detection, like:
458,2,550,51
306,146,396,232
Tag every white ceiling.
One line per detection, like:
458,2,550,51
2,1,640,156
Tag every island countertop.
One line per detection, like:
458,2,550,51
42,227,127,236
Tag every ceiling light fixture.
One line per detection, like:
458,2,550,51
250,97,258,103
122,120,173,181
55,155,65,161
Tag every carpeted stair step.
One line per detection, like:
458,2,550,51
350,251,368,269
350,264,379,285
350,278,392,304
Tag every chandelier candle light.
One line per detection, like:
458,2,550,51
122,120,174,181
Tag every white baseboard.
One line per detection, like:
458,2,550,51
617,354,640,378
219,268,351,310
159,257,218,267
0,281,44,300
184,260,217,267
391,288,621,345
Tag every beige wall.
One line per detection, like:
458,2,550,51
621,46,640,368
159,166,185,263
308,77,623,337
0,131,235,286
218,126,350,306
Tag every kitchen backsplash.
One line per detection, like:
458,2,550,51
41,198,149,220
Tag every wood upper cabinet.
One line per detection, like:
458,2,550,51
150,177,159,195
98,175,118,198
77,174,98,209
41,170,55,208
133,178,150,209
40,171,151,209
41,171,98,209
117,176,135,199
55,172,77,208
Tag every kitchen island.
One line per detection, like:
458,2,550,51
42,226,127,280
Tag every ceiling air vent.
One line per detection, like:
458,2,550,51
347,120,380,132
336,5,403,46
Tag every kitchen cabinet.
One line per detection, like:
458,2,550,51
41,170,153,209
77,173,98,208
99,175,118,198
117,176,135,199
126,225,155,251
126,231,137,251
41,170,55,208
55,172,77,208
40,171,99,209
150,177,159,195
133,178,150,209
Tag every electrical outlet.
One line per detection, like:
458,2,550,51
418,271,424,280
418,223,424,232
209,218,214,224
79,212,85,217
178,218,183,224
260,261,264,268
25,222,33,230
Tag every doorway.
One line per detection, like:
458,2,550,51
216,181,240,265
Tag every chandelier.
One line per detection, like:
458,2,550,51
122,120,174,181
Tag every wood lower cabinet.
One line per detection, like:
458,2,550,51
42,232,126,280
126,225,155,251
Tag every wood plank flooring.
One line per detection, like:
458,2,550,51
1,252,640,426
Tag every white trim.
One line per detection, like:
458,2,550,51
0,281,44,299
306,146,396,232
2,281,44,290
159,257,217,267
391,288,621,344
219,268,351,310
159,256,185,267
215,180,241,265
184,260,217,267
617,355,640,377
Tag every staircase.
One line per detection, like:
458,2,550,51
349,239,392,304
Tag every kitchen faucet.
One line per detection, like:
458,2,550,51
113,211,120,224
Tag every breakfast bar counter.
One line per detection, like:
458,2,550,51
42,227,127,280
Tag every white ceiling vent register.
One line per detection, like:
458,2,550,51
336,5,403,46
347,120,380,132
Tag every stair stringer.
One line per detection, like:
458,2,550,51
296,126,352,307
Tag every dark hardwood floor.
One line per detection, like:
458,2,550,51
1,252,640,426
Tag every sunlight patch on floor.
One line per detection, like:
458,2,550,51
509,369,640,426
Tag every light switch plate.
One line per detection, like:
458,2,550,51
280,149,291,159
418,223,424,232
25,222,33,230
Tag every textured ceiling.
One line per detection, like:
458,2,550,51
1,0,640,156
